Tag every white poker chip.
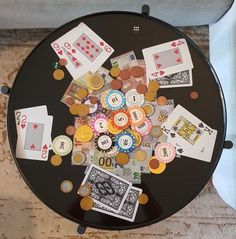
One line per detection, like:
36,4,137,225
52,135,73,156
125,89,145,107
155,142,176,163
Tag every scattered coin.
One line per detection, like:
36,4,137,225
77,104,90,117
89,96,98,104
119,69,130,81
72,152,86,165
78,184,92,197
110,67,121,77
53,69,65,80
190,91,199,100
69,103,80,115
148,80,160,92
136,84,148,94
80,196,94,211
145,91,156,102
138,193,149,205
65,125,76,136
115,152,130,165
110,79,122,90
50,154,62,166
134,150,147,162
130,66,144,78
58,58,68,66
157,96,167,105
74,125,93,143
60,180,73,193
76,88,88,100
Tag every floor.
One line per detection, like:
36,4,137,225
0,27,236,239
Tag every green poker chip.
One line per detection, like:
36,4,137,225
52,135,73,156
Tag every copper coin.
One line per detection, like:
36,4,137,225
138,193,149,205
119,69,130,81
65,97,75,105
136,84,148,94
130,66,144,78
149,158,159,169
66,125,76,136
190,91,199,100
89,96,98,104
157,96,167,106
59,58,68,66
110,79,122,90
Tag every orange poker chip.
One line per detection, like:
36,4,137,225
111,109,131,130
157,96,168,106
119,69,130,81
128,105,146,126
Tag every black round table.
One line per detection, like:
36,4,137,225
6,9,226,232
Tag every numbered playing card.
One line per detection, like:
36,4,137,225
15,106,53,161
142,38,193,79
56,22,114,74
92,186,142,222
51,31,89,79
81,164,132,213
161,105,216,155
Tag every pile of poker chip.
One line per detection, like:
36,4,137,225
51,58,178,185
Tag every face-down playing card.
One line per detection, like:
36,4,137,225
92,186,142,222
81,164,132,213
142,38,193,79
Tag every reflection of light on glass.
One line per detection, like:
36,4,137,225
133,26,140,32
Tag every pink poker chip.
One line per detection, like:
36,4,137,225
134,118,152,136
91,114,108,135
155,143,176,163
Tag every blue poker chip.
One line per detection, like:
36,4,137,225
81,97,102,116
105,90,126,111
115,131,136,153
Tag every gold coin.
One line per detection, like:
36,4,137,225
53,69,65,80
75,125,93,143
138,193,149,205
110,67,121,77
134,150,147,162
115,152,130,165
80,196,94,211
78,184,92,197
148,80,160,92
77,104,90,117
50,154,62,166
145,91,156,102
142,104,154,116
150,125,163,138
87,74,104,90
129,130,142,147
69,104,80,115
76,88,88,100
107,119,122,134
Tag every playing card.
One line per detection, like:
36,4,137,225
110,51,138,70
16,115,53,161
92,186,142,222
81,164,132,213
169,129,217,162
51,34,89,79
142,38,193,79
156,69,193,88
162,105,216,155
59,22,114,73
